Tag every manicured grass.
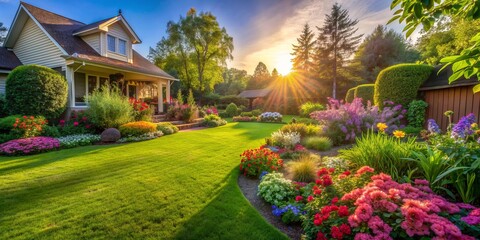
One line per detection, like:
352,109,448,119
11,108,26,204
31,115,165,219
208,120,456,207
0,122,289,239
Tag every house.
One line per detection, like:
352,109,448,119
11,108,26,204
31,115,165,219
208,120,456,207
0,2,177,115
419,65,480,130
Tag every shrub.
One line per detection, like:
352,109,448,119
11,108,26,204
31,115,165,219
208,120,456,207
232,116,257,122
322,156,350,172
0,115,21,133
219,95,249,106
11,115,47,138
239,147,283,177
345,87,356,102
299,102,324,118
203,92,221,105
87,86,133,129
240,111,253,117
0,133,17,144
119,121,157,137
225,103,238,117
354,84,374,103
271,130,301,150
402,125,422,135
339,130,421,180
280,123,320,138
166,103,199,123
304,136,333,151
258,172,295,206
41,125,60,138
0,137,60,155
288,156,318,182
0,95,7,118
6,65,68,119
57,134,100,148
129,98,153,122
374,64,433,109
156,122,179,135
57,111,94,136
259,112,282,122
117,131,163,143
204,106,218,115
202,114,227,127
251,109,262,116
407,100,429,128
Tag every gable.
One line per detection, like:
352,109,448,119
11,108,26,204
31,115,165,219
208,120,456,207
13,18,65,67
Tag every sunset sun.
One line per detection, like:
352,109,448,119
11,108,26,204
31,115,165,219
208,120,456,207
274,53,293,75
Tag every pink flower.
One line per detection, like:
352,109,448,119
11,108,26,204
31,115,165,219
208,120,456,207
355,166,374,176
461,216,480,225
414,179,429,186
73,121,79,126
368,216,392,235
354,233,373,240
354,203,373,222
295,195,303,202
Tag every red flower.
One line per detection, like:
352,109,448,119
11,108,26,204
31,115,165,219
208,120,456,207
308,195,314,202
331,197,339,205
317,168,329,176
295,195,303,202
331,226,343,240
316,232,327,240
322,175,333,187
338,206,349,217
73,121,79,127
339,223,351,235
342,170,351,176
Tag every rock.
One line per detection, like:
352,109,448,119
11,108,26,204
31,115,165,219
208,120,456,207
101,128,121,142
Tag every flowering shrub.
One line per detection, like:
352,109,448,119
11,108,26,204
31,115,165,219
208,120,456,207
280,123,321,138
119,121,157,137
0,137,59,155
239,147,283,177
232,116,257,122
117,131,164,143
259,112,283,122
204,106,218,115
322,156,350,172
156,122,179,135
11,115,47,138
166,101,199,123
57,111,94,136
258,172,296,206
202,114,227,127
129,98,153,121
57,134,100,148
272,203,305,224
271,130,301,150
265,143,307,159
451,113,476,139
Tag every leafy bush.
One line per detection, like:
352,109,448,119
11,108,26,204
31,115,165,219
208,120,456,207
219,95,249,107
225,103,238,117
156,122,179,135
280,123,321,138
0,115,20,133
339,130,421,180
299,102,325,117
354,84,374,103
304,136,333,151
407,100,428,128
402,125,422,135
202,114,227,127
0,95,8,118
6,65,68,119
87,86,133,129
41,125,60,138
129,98,153,122
239,147,283,177
291,117,319,125
271,130,301,150
345,87,356,102
0,137,59,155
0,133,17,144
374,64,433,109
258,172,295,206
119,121,157,137
57,134,100,148
240,111,253,117
259,112,282,122
11,115,47,138
166,103,199,123
57,111,94,136
117,131,164,143
288,156,318,182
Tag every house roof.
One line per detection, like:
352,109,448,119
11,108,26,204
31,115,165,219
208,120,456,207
72,17,114,35
0,47,22,71
8,2,175,80
238,88,272,99
419,65,479,91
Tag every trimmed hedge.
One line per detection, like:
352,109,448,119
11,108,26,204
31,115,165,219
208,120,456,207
6,65,68,119
374,64,433,109
354,84,374,103
219,95,248,107
345,87,356,103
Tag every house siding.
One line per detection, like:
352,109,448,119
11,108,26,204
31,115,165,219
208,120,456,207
13,18,65,68
82,33,100,53
106,22,131,62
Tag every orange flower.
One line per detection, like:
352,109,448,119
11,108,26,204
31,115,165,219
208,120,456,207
393,130,406,138
376,122,388,132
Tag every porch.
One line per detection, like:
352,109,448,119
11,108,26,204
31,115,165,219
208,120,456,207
65,61,174,114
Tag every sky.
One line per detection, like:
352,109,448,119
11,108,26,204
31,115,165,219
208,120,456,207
0,0,415,75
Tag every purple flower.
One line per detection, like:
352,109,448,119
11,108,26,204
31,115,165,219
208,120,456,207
428,119,441,134
461,216,480,225
0,137,60,156
451,113,476,139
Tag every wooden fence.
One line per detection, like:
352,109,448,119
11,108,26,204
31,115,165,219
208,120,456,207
421,85,480,130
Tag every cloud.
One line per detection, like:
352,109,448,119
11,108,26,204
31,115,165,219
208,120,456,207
232,0,412,74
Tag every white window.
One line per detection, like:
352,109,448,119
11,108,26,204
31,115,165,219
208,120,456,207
73,73,109,106
107,35,116,52
119,39,127,55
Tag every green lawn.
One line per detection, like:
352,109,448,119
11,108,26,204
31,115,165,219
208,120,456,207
0,122,289,240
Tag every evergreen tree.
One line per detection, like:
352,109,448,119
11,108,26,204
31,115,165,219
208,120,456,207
315,3,362,99
271,68,279,79
247,62,271,89
291,24,316,74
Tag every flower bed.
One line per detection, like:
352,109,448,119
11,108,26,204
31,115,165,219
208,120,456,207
232,116,257,122
0,137,59,155
259,112,283,122
117,131,164,143
57,134,101,148
239,147,283,177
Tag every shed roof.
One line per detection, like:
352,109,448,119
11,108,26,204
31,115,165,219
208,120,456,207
420,65,478,91
237,88,272,99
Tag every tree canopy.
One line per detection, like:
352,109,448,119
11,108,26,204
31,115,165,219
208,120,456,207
246,62,272,89
291,24,316,74
215,67,250,95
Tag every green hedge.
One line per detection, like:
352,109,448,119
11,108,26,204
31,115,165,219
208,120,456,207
374,64,433,109
6,65,68,119
354,84,374,103
345,87,356,103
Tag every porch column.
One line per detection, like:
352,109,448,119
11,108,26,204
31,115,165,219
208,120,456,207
157,81,164,113
166,80,171,104
65,66,75,108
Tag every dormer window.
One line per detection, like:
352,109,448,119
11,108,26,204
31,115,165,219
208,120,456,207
119,39,126,55
107,35,116,52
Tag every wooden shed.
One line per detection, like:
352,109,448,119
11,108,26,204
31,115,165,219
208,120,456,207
237,88,272,110
419,66,480,130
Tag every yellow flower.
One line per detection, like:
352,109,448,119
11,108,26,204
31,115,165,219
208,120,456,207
393,130,406,138
376,122,388,132
476,130,480,135
471,123,478,129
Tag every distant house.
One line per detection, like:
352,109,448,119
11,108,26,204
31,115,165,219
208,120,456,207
0,2,177,114
419,65,480,130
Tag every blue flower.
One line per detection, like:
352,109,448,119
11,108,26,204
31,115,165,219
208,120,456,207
427,119,441,134
259,171,269,180
451,113,476,139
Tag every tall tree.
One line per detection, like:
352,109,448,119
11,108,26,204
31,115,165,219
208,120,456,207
149,8,234,99
0,22,7,45
215,67,250,95
247,62,271,89
315,3,362,99
271,68,279,79
291,24,316,74
352,25,419,82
